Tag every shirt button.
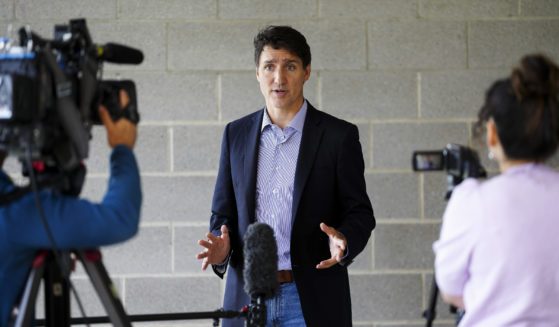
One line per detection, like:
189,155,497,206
275,166,280,171
273,188,278,194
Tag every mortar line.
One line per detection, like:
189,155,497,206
169,127,174,172
170,221,175,273
417,72,422,118
217,74,222,121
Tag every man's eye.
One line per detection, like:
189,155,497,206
264,65,273,71
287,65,296,71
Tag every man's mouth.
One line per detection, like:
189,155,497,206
273,89,288,95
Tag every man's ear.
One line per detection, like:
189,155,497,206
304,64,311,82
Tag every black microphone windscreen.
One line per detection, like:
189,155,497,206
243,222,279,301
98,42,144,65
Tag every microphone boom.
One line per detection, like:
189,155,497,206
97,42,144,65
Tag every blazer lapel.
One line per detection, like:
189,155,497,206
292,104,324,225
243,109,264,224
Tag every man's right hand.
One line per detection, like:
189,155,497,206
196,225,231,271
99,89,137,149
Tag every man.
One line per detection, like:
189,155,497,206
197,25,375,327
0,91,141,327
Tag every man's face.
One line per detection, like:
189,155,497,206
256,46,311,114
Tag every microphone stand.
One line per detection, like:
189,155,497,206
246,296,267,327
34,301,266,327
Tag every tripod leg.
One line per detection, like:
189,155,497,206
11,253,47,327
423,275,439,327
43,252,71,327
76,250,132,327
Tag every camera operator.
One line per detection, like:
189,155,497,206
433,54,559,326
0,90,141,327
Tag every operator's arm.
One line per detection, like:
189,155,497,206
2,90,141,249
433,179,481,311
1,144,141,248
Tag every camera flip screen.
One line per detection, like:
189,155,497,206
412,151,444,171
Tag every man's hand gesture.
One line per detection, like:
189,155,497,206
196,225,231,271
316,222,347,269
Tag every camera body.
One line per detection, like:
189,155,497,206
412,144,486,198
0,18,140,174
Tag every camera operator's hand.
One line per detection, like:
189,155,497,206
99,90,137,149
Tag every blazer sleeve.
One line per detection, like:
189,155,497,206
210,123,238,278
335,124,375,265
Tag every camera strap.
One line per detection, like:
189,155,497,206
0,163,85,205
0,176,60,205
0,186,34,205
40,47,89,169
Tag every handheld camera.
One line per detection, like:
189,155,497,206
412,144,486,199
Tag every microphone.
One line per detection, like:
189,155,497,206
243,222,279,301
95,42,144,65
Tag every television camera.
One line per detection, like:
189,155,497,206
0,18,142,196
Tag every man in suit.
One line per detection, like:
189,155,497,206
196,25,375,327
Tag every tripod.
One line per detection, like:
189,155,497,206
10,248,267,327
10,249,132,327
423,174,473,327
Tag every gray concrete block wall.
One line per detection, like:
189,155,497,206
2,1,558,326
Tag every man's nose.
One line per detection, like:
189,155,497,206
274,69,286,84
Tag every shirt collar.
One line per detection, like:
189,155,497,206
261,100,308,132
505,162,539,174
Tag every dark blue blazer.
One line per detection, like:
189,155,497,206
210,103,375,327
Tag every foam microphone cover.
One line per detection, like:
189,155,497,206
243,222,279,300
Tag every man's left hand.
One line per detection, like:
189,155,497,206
316,222,347,269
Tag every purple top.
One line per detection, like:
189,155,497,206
434,163,559,326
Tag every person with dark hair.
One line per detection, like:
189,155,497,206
196,25,375,327
0,91,142,327
433,54,559,326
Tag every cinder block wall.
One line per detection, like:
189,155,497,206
2,1,559,326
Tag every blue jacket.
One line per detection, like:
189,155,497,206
0,145,142,327
210,104,375,327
